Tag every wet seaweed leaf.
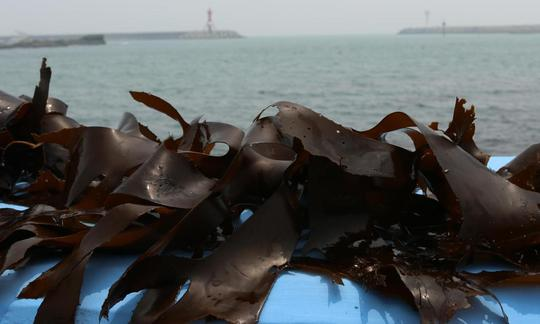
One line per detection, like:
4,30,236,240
103,185,300,323
444,98,490,165
106,142,217,209
36,126,158,207
130,91,190,133
497,144,540,192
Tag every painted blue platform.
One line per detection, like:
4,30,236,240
1,156,539,323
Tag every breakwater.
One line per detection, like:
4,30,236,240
399,24,540,35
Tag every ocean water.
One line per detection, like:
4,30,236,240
0,34,539,155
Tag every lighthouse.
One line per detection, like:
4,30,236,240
178,8,242,39
206,8,215,33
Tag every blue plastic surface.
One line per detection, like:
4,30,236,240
2,156,539,323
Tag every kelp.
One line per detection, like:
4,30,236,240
0,59,540,324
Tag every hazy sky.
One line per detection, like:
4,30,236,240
1,0,539,36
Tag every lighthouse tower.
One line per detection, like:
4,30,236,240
178,8,241,39
206,8,215,33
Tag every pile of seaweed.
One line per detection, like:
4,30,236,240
1,59,539,324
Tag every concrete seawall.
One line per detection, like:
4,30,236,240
399,25,540,35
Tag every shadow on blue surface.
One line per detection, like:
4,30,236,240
261,271,418,324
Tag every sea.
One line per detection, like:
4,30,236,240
1,34,539,155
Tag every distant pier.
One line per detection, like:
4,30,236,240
0,34,105,50
0,8,242,47
106,30,242,42
178,30,242,40
399,24,540,35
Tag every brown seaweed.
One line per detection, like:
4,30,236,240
1,59,540,324
497,143,540,192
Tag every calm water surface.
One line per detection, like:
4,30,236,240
1,35,539,155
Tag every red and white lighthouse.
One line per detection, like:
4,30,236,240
206,8,215,33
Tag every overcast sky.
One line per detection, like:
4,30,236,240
1,0,539,36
